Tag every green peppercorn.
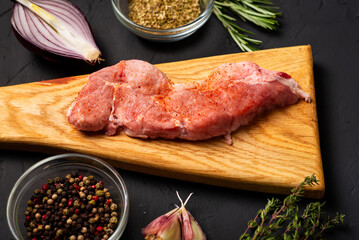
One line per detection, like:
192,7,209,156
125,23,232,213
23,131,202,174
84,180,91,186
111,212,118,217
74,200,80,208
57,188,63,194
46,189,52,195
87,195,92,201
72,214,78,220
45,225,51,230
42,197,49,203
79,192,86,199
54,177,61,182
105,192,111,198
95,183,102,189
88,175,94,181
27,200,33,206
88,218,95,224
95,190,104,197
47,179,53,185
109,217,118,224
89,200,96,206
63,208,69,215
66,174,72,179
110,203,117,211
56,229,63,236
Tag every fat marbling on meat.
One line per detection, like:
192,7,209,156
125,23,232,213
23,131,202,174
67,60,311,145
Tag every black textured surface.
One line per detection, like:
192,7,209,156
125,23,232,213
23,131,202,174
1,0,359,239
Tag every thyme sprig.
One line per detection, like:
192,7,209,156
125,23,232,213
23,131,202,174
240,175,345,240
213,0,281,51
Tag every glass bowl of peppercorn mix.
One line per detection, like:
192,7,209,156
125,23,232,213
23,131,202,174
111,0,214,41
7,153,129,240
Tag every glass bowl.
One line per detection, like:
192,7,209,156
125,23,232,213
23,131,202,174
7,153,129,240
111,0,214,41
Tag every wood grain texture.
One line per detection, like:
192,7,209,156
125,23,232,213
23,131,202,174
0,45,324,198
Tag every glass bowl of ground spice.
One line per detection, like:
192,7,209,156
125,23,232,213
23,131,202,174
111,0,214,41
7,153,129,240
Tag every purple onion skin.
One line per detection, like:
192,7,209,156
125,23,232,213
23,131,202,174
11,25,95,64
12,25,59,63
11,3,101,65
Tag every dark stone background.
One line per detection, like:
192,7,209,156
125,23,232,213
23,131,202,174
1,0,358,239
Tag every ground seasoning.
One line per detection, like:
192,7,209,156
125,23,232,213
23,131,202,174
24,173,119,240
128,0,201,29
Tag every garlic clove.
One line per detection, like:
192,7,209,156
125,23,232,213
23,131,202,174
142,192,206,240
142,207,180,239
155,211,182,240
181,207,193,240
181,207,206,240
189,212,206,240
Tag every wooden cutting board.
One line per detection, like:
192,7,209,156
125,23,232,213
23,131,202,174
0,45,324,198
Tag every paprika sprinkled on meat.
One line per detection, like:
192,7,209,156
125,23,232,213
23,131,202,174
67,60,310,145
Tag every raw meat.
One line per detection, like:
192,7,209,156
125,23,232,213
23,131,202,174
67,60,311,144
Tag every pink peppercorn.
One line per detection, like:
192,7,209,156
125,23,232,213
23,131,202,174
42,184,49,191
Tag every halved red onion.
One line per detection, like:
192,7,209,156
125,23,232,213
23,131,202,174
11,0,102,64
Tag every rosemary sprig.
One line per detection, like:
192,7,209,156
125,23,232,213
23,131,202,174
240,174,345,240
213,0,281,51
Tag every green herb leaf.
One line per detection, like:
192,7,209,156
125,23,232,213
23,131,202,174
239,174,345,239
214,0,280,51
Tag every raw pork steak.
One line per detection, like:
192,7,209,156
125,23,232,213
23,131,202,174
67,60,310,144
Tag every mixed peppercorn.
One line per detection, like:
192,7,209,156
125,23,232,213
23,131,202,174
24,173,120,240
